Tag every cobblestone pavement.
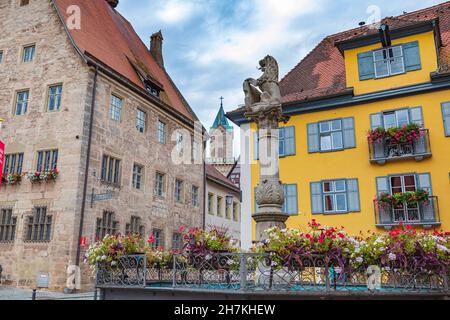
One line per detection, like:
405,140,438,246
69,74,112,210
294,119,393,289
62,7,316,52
0,286,96,300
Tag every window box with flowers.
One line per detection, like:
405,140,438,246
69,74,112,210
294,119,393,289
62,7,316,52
1,173,22,185
368,124,431,163
25,169,59,183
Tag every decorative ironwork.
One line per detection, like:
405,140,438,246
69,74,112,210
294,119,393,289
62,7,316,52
369,129,431,164
96,252,449,293
374,196,440,228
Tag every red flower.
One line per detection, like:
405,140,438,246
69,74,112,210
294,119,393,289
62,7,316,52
147,234,155,244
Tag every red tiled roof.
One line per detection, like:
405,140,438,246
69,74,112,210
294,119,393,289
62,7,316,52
281,1,450,104
206,164,240,192
53,0,195,121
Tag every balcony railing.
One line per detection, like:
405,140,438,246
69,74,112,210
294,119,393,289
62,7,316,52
369,129,431,164
374,196,440,229
96,253,449,294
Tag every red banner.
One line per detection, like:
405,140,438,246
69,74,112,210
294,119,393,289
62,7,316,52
0,141,4,187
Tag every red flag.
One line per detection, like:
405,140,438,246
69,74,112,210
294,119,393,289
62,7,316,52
0,141,5,188
80,236,87,247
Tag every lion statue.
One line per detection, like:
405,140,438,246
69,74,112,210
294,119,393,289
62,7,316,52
243,55,281,110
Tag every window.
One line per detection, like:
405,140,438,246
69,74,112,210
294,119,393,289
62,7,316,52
310,179,360,214
47,84,62,111
443,102,450,137
15,90,29,116
176,131,184,154
154,172,166,197
320,120,343,152
109,95,122,121
0,50,3,63
192,186,199,207
217,196,223,217
383,109,409,129
95,211,118,240
132,164,144,190
172,233,182,251
125,216,144,235
37,149,58,172
152,229,163,250
192,140,200,163
136,109,146,133
101,155,121,185
308,118,355,153
157,120,166,144
282,184,298,215
174,179,184,203
20,0,30,6
22,45,35,62
0,209,17,242
208,193,214,215
233,202,239,222
26,207,52,242
373,46,404,78
225,196,233,219
3,153,24,175
323,180,347,213
145,82,159,97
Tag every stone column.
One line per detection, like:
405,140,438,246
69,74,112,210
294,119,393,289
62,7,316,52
247,107,289,241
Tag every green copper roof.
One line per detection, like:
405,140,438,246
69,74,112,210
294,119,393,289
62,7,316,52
211,100,233,131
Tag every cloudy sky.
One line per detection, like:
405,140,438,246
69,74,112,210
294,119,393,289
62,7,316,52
117,0,444,156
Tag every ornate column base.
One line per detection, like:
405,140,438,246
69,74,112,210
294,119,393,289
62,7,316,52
253,212,288,242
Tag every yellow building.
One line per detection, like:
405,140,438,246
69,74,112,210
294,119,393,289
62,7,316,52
228,3,450,249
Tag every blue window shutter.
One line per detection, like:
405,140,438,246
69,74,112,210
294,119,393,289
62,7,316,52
416,173,432,195
409,106,424,126
283,184,298,215
310,182,323,214
376,176,389,195
279,127,285,157
307,123,319,153
346,179,360,212
357,51,375,80
284,126,296,156
342,117,356,149
403,41,422,72
442,102,450,136
253,132,259,160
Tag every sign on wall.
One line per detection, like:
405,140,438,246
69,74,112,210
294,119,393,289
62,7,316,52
0,140,5,188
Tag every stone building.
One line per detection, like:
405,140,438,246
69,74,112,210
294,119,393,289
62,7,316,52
206,99,235,176
205,164,241,243
0,0,204,290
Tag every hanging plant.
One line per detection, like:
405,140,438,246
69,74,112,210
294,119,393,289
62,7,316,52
1,173,22,185
368,124,424,145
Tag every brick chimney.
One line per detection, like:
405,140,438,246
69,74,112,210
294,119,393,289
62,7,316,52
106,0,119,8
150,31,164,68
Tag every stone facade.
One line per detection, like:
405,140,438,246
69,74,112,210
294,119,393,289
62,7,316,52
0,0,203,290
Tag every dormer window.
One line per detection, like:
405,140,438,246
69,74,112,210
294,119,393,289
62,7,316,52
145,82,160,98
373,46,404,78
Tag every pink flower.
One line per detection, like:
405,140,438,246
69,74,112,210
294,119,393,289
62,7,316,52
147,234,155,244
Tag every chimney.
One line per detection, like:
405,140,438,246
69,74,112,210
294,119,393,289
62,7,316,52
106,0,119,8
150,30,164,68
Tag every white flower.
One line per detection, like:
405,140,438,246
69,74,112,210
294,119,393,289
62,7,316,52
356,257,363,263
205,254,212,261
388,253,396,261
271,261,278,267
437,244,449,252
227,259,234,265
111,261,117,266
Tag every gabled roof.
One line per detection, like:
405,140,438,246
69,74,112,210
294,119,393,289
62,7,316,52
53,0,196,122
211,105,233,131
206,164,240,193
281,1,450,104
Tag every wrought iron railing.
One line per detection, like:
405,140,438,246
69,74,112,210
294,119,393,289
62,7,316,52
374,196,440,228
96,252,449,293
369,129,431,164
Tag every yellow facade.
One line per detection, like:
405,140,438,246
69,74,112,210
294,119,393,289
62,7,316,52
250,31,450,237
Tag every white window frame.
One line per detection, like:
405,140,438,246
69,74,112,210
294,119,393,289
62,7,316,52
136,109,146,133
373,45,405,78
319,120,343,151
323,180,347,213
157,120,166,144
109,94,122,121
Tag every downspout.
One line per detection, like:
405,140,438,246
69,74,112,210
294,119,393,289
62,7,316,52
75,66,98,266
202,139,207,230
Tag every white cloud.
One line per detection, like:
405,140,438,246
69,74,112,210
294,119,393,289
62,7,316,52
156,0,198,24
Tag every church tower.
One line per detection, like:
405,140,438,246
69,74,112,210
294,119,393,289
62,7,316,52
208,97,235,176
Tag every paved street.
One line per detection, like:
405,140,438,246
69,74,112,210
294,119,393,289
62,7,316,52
0,286,96,300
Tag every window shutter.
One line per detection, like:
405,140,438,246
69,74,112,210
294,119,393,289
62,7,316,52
346,179,360,212
357,51,375,80
284,126,296,156
409,107,424,126
370,113,385,159
442,102,450,137
403,41,422,72
253,132,259,160
376,176,389,195
307,123,320,153
342,117,356,149
416,173,432,195
283,184,298,215
310,182,323,214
